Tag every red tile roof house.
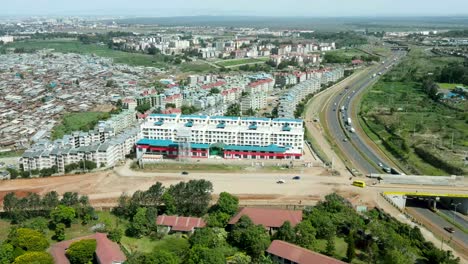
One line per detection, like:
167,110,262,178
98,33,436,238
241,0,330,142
267,240,347,264
156,215,206,234
50,233,126,264
228,207,302,233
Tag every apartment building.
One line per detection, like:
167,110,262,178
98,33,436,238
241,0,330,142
20,127,139,173
241,92,267,113
137,114,304,160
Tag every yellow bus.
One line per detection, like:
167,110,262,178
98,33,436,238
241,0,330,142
352,180,366,188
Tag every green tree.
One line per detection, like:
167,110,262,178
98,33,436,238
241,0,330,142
273,221,296,243
42,191,59,209
162,192,176,215
229,216,270,260
21,217,49,234
383,249,413,264
187,246,225,264
226,103,241,116
65,239,97,264
213,192,239,216
209,88,220,94
50,205,76,227
8,228,49,252
136,103,151,114
230,252,251,264
189,228,227,249
60,192,79,206
325,235,335,256
294,220,316,249
346,232,356,262
54,223,66,241
144,182,165,207
168,180,213,216
147,250,179,264
127,207,148,237
206,212,231,228
13,252,53,264
108,228,123,243
0,243,14,264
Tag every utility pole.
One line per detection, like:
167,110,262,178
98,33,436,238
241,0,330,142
452,202,461,224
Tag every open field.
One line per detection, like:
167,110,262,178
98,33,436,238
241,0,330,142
438,83,465,89
4,39,169,68
215,57,268,67
359,47,467,175
51,111,110,140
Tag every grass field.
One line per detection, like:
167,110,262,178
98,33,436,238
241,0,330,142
216,57,268,67
4,39,169,68
0,150,24,158
51,111,110,140
178,61,217,73
437,83,465,90
360,48,467,175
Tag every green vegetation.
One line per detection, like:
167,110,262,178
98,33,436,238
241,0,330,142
66,239,97,264
4,39,169,68
301,31,368,48
216,58,268,67
0,182,461,264
360,47,468,175
324,48,380,64
437,83,465,89
0,150,24,158
51,111,110,140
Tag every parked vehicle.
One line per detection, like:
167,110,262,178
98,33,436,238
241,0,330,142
349,127,355,133
352,180,366,188
347,118,352,125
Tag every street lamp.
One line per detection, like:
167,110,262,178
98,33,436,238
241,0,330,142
451,202,462,224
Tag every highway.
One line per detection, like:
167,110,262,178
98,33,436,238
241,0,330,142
406,202,468,246
323,50,407,174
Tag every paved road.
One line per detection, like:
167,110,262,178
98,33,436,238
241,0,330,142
323,50,407,174
408,204,468,246
439,207,468,231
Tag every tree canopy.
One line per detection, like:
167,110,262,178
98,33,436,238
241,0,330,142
65,239,97,264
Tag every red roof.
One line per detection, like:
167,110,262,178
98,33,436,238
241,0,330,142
267,240,347,264
352,59,364,64
156,215,206,232
162,108,181,114
248,78,273,87
49,233,126,264
228,207,302,228
201,81,226,90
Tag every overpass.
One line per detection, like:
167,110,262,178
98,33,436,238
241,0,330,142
383,191,468,215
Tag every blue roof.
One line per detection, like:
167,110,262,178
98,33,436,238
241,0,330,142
150,114,178,118
241,117,271,122
137,139,175,147
211,116,239,120
273,118,303,123
224,144,288,153
137,139,210,149
180,115,208,119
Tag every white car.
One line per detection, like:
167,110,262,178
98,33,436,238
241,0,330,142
276,179,285,184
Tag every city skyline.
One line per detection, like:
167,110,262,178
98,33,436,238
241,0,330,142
2,0,468,17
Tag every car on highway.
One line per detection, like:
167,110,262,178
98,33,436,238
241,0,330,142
277,179,285,184
181,171,189,175
444,227,455,233
292,176,301,180
378,162,383,167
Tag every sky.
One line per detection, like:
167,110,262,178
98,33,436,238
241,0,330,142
1,0,468,17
